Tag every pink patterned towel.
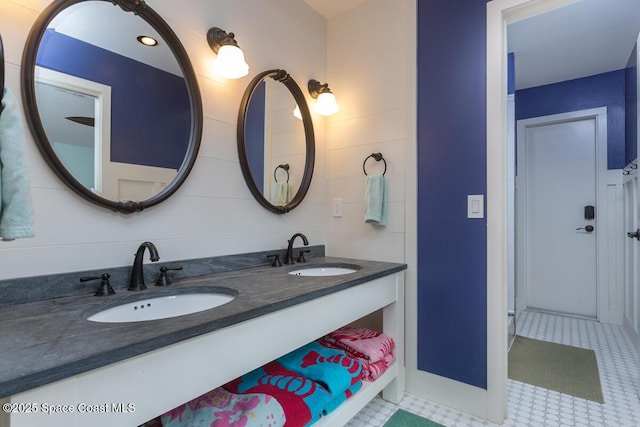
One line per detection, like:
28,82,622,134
160,387,285,427
319,327,395,363
317,341,396,381
364,350,396,381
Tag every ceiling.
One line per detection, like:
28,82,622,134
50,1,181,76
304,0,640,91
303,0,370,19
508,0,640,90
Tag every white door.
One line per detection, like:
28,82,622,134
517,111,602,318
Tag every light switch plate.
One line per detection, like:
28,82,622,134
467,195,484,218
332,198,343,218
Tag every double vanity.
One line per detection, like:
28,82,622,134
0,253,406,427
1,1,406,425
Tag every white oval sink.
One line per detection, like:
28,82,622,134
86,289,236,323
288,263,360,277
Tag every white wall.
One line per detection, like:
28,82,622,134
325,0,413,264
323,0,416,383
0,0,329,280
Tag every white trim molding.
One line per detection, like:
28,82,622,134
405,369,489,420
486,0,586,423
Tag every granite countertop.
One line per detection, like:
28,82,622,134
0,256,406,398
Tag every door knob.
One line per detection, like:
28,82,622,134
576,225,594,232
628,229,640,241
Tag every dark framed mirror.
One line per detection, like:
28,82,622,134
238,69,315,214
21,0,202,213
1,32,5,116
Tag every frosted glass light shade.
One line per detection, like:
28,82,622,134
212,45,249,79
314,92,339,116
293,105,302,120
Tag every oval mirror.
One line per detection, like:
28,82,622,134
21,0,202,213
238,69,315,214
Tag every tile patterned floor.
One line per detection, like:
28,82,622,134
347,311,640,426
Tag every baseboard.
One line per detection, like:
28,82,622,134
405,368,488,420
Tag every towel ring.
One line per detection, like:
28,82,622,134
274,164,290,183
363,153,387,176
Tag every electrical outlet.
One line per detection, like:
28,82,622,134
332,198,343,218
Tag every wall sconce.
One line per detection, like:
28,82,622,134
308,79,339,116
207,27,249,79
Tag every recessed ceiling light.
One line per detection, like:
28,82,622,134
137,35,158,47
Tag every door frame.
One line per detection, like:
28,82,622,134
486,0,585,422
35,66,112,195
515,108,608,321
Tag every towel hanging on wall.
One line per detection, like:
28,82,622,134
0,88,36,240
364,174,387,225
363,153,388,225
272,164,291,206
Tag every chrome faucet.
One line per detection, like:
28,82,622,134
128,242,160,291
284,233,309,264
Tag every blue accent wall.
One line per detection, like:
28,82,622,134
626,44,637,164
37,29,190,170
515,70,627,169
417,0,488,389
246,81,266,192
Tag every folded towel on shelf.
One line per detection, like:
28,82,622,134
363,174,387,225
160,386,285,427
224,361,332,427
276,341,364,400
319,327,395,363
0,88,35,240
318,341,396,381
364,350,396,381
272,181,291,206
322,380,362,416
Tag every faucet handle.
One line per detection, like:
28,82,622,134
155,266,183,287
266,254,282,267
297,250,311,263
80,273,116,297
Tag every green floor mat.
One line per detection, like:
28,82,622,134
508,335,604,403
383,409,445,427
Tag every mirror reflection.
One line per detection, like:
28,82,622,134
245,78,307,206
237,69,315,214
32,0,191,202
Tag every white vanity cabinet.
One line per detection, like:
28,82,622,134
1,272,405,427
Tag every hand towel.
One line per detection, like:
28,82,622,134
276,341,364,399
161,386,286,427
319,327,395,363
364,174,387,225
0,88,35,240
272,181,291,206
224,361,332,427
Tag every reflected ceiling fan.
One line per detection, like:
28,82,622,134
65,116,95,127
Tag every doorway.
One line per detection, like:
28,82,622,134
486,0,640,422
35,66,111,195
516,108,607,319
